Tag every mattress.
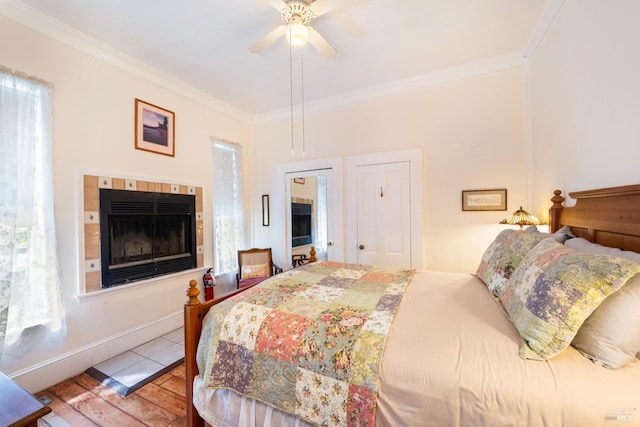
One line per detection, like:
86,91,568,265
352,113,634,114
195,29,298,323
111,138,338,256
195,270,640,426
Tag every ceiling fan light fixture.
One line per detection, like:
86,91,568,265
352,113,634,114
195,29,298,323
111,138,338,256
286,23,309,47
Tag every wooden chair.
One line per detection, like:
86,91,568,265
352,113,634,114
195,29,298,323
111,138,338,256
236,248,282,289
292,246,317,268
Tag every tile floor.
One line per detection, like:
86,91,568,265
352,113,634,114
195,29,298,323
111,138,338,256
83,281,238,397
85,327,185,396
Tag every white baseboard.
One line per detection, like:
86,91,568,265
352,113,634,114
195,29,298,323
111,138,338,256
9,310,183,393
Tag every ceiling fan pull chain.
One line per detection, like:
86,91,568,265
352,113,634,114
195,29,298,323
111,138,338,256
289,26,295,156
301,46,306,157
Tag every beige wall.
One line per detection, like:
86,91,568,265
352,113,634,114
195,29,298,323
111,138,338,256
528,0,640,216
252,69,530,274
10,0,625,392
0,16,251,391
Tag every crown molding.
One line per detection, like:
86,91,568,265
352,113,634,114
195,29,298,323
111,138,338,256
251,52,526,123
522,0,566,64
1,0,563,126
0,0,251,123
253,0,567,125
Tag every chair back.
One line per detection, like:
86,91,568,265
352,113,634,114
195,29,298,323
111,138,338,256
238,248,273,281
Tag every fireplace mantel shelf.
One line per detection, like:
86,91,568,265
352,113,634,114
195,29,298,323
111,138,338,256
75,266,206,302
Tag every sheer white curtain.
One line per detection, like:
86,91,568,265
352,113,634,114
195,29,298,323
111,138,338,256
0,67,65,357
316,175,328,257
212,140,247,275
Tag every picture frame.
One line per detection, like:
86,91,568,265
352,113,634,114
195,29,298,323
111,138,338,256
293,177,305,184
135,98,175,157
262,194,270,226
462,189,507,211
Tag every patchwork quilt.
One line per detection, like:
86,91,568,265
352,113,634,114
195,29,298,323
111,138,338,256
198,261,415,427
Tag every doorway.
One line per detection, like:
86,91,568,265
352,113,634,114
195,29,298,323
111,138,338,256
286,171,333,266
276,157,344,270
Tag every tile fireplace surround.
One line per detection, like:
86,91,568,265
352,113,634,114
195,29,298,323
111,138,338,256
83,174,204,293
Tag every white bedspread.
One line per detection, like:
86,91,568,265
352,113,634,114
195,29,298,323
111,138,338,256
195,270,640,426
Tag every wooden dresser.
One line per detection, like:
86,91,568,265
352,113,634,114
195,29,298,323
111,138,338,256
0,371,51,427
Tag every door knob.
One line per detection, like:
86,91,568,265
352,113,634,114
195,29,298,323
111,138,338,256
358,244,365,250
327,242,333,246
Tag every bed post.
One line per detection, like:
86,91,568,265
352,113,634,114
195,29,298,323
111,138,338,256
184,280,205,427
549,189,565,233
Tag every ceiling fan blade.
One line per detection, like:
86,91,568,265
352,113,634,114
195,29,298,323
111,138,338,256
267,0,287,12
307,27,337,59
308,0,342,17
249,25,287,53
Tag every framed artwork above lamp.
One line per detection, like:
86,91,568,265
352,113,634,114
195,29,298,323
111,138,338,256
462,189,507,211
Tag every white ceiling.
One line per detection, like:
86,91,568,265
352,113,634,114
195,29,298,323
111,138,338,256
12,0,553,119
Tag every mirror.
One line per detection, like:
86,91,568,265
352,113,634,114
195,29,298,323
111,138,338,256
286,171,331,268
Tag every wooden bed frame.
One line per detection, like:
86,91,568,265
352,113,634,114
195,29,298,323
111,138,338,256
184,184,640,426
183,280,257,427
549,184,640,252
183,246,317,426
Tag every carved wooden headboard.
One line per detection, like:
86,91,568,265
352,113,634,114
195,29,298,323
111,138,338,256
549,184,640,253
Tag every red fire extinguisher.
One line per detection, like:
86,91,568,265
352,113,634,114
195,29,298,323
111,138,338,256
203,268,216,301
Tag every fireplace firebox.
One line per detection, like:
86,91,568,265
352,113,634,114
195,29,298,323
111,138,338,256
99,189,196,287
291,202,312,247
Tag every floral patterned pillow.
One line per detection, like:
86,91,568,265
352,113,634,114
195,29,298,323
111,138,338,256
476,229,549,297
502,238,640,361
241,263,270,279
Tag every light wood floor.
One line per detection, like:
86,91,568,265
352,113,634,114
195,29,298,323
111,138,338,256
35,363,187,426
32,282,241,426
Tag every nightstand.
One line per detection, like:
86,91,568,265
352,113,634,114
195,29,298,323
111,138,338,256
0,371,51,427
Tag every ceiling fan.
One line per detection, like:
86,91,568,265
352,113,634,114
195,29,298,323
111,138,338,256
249,0,341,59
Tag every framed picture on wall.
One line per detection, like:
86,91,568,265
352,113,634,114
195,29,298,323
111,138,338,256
262,194,270,226
462,189,507,211
135,98,175,157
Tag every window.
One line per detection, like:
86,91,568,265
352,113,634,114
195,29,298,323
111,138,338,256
316,174,328,253
212,140,247,275
0,67,65,356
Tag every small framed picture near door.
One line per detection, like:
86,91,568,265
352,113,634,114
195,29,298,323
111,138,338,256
135,98,175,157
262,194,270,226
462,189,507,211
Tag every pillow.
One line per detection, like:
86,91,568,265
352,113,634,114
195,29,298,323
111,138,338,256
564,238,640,364
565,237,640,264
476,229,549,297
500,238,640,361
572,274,640,368
525,224,575,243
241,263,270,280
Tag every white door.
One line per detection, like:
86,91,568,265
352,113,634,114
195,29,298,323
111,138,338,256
356,162,411,267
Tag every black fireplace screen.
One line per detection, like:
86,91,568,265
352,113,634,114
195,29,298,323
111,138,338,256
100,189,196,287
108,215,188,265
292,202,312,247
